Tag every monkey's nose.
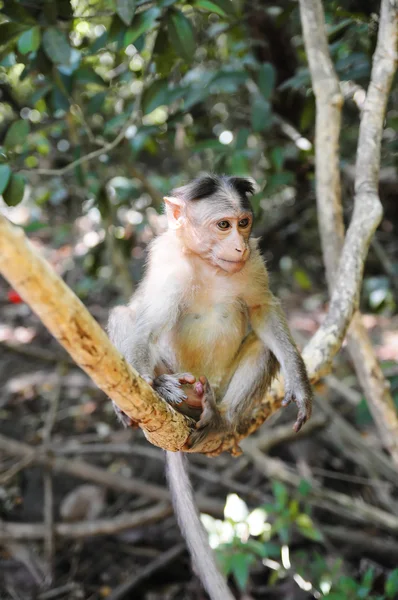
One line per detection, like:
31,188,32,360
235,247,243,253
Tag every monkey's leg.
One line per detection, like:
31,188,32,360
188,333,278,449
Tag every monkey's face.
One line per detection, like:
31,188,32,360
182,205,253,274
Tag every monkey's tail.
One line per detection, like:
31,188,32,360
165,451,234,600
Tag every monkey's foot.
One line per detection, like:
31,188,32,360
153,373,196,405
282,386,313,433
112,400,137,428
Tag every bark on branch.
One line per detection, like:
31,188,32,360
0,216,189,452
299,0,398,463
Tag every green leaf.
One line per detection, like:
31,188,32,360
4,120,30,150
293,268,312,290
194,0,234,17
230,553,254,590
74,66,105,86
386,569,398,598
1,0,36,24
270,147,284,172
117,0,137,25
0,23,29,45
17,27,41,55
108,15,128,49
124,8,161,45
296,514,323,542
272,481,289,509
3,173,25,206
210,69,248,93
167,9,195,63
87,91,107,115
257,62,276,100
297,479,312,497
251,94,272,132
262,542,281,558
0,164,11,195
42,27,72,65
31,83,53,106
142,79,170,114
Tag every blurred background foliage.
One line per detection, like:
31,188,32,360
0,1,398,597
0,0,396,308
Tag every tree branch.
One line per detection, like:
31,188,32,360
0,216,190,452
299,0,398,463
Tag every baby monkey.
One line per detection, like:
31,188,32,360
108,174,313,600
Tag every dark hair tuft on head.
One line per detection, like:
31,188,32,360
227,177,255,197
170,174,255,212
171,175,220,202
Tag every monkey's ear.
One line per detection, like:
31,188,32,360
164,196,184,229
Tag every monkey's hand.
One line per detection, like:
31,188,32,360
282,377,313,433
186,377,227,450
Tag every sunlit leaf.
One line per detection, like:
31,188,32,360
3,173,25,206
0,164,11,195
43,27,72,65
293,268,312,290
117,0,137,25
167,9,195,63
17,27,41,55
4,120,30,150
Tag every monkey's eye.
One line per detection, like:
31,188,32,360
217,220,231,230
239,218,250,228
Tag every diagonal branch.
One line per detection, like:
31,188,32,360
0,215,190,452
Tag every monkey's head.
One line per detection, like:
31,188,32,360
164,175,255,274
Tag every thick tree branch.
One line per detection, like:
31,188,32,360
0,216,190,452
299,0,398,462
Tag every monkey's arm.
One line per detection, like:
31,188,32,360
250,299,313,432
108,268,202,424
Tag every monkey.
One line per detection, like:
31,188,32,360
108,174,313,600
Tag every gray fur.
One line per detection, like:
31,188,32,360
166,451,234,600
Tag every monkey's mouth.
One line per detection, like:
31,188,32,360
219,258,246,265
217,258,247,272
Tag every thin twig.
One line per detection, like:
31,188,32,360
107,543,185,600
0,503,172,540
242,439,398,531
0,434,224,516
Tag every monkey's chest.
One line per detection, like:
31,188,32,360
168,301,248,386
